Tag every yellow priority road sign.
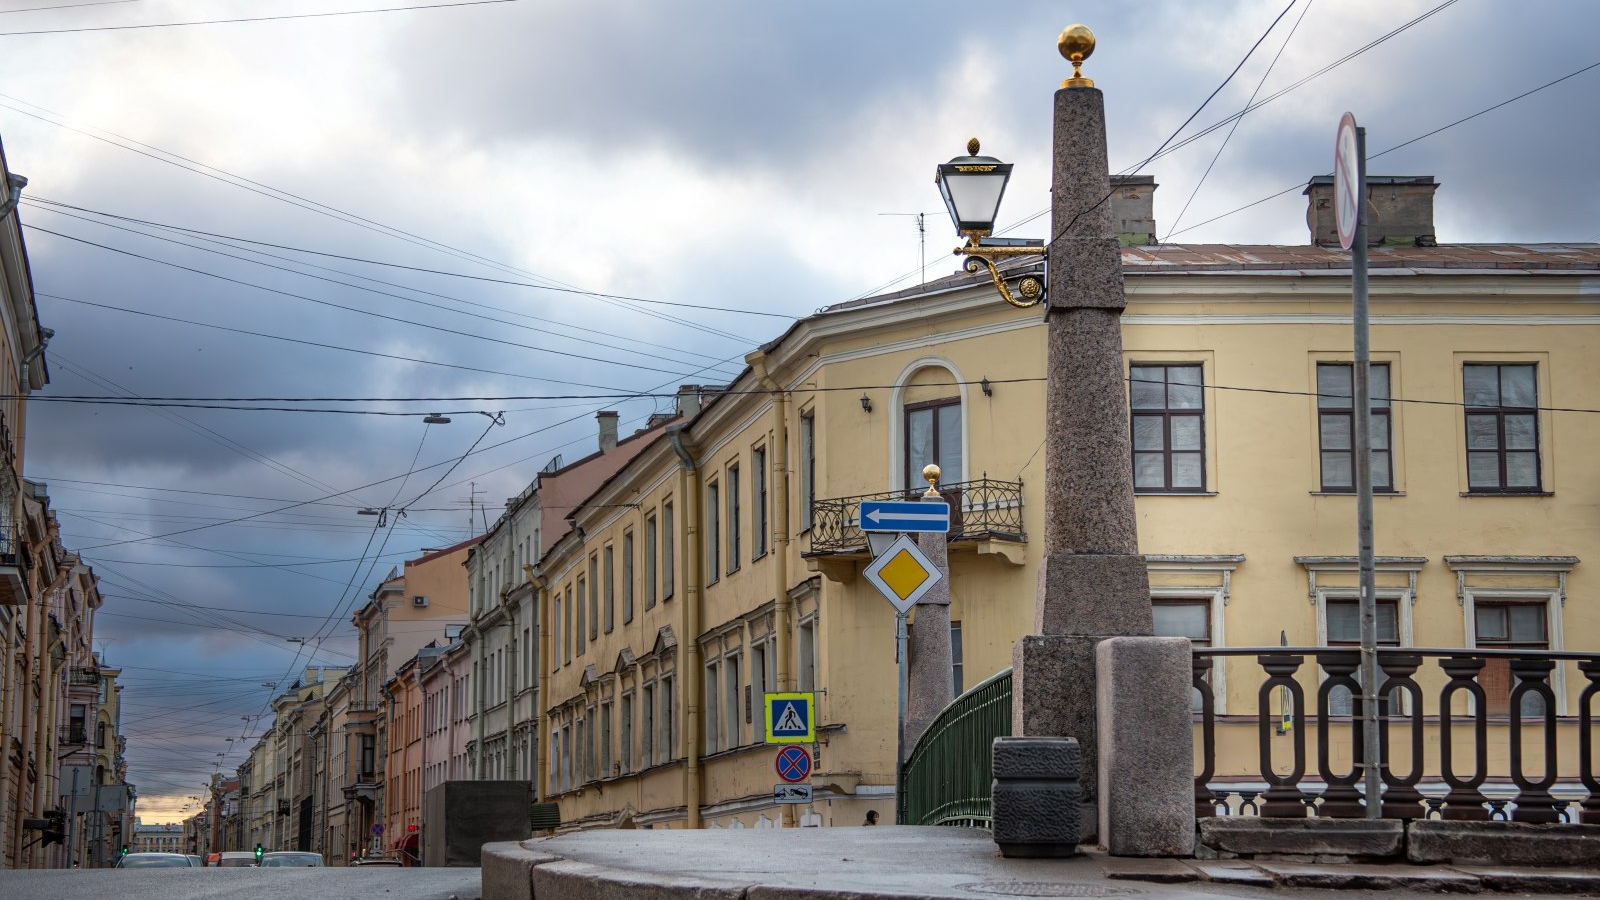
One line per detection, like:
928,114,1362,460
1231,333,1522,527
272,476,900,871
861,533,943,614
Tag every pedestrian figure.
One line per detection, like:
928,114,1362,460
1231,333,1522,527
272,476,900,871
863,810,879,826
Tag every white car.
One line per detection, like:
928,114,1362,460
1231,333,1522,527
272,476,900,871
115,852,195,868
260,851,324,867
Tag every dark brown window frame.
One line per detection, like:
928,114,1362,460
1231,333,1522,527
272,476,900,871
1129,364,1207,493
1463,363,1542,493
1316,362,1395,493
903,397,961,495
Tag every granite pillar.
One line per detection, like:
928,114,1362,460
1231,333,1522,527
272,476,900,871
1097,637,1195,857
904,525,954,757
1008,80,1153,847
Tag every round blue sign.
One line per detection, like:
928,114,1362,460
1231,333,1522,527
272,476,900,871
776,746,812,783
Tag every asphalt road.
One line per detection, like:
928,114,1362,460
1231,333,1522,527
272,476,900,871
0,867,483,900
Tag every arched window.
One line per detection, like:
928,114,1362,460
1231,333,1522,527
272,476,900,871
893,361,967,494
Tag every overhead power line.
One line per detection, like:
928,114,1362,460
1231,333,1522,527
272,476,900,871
0,0,521,36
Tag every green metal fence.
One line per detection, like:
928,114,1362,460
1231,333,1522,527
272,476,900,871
898,667,1013,826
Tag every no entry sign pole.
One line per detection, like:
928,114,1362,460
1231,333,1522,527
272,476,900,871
1338,112,1381,818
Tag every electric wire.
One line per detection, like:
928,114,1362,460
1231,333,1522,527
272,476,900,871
0,0,521,37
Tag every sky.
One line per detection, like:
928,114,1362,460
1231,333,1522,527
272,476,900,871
1,0,1595,823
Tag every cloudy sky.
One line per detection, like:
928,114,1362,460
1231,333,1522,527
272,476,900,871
2,0,1595,822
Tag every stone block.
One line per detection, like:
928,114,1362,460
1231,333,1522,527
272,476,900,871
1034,553,1153,637
1407,820,1600,867
1011,635,1099,841
479,842,558,900
1096,637,1194,857
1048,237,1128,310
531,858,751,900
1198,817,1404,859
1252,861,1481,892
1050,87,1114,243
991,736,1082,858
1098,856,1200,883
1191,861,1275,887
1454,865,1600,894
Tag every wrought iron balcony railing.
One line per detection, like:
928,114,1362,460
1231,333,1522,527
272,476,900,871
804,478,1024,555
69,667,101,687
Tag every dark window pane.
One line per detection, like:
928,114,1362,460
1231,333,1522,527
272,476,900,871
1475,605,1507,641
1169,382,1203,411
1170,416,1201,451
1467,452,1501,489
1134,453,1165,488
1153,602,1209,641
1509,604,1547,641
1465,415,1499,450
1370,365,1391,408
1505,452,1539,488
1321,453,1353,488
938,406,962,480
1132,416,1164,451
1371,412,1391,451
1130,368,1165,408
1501,365,1537,407
1170,453,1203,488
1317,364,1351,408
1463,365,1499,407
1504,414,1537,450
1327,601,1360,642
1320,414,1351,451
1373,451,1392,489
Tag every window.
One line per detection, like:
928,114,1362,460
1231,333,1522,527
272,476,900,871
561,723,572,791
752,447,768,560
797,618,816,692
523,627,532,684
800,411,815,529
549,726,560,790
1474,601,1550,716
641,683,655,766
951,621,965,697
599,701,613,777
905,398,962,493
1325,598,1400,715
604,545,615,634
660,674,675,763
1317,362,1393,491
619,692,633,775
645,516,658,610
622,532,635,624
1464,363,1541,492
564,586,574,664
727,462,741,574
704,662,720,754
706,482,721,585
724,653,741,749
575,577,587,655
1154,600,1212,712
589,555,600,641
749,641,769,732
662,503,675,601
1130,364,1206,492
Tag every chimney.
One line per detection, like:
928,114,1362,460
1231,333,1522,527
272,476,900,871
1305,175,1438,247
596,410,619,452
676,385,704,419
1109,175,1157,246
645,411,677,430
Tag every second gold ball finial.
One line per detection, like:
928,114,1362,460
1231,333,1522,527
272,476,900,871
1058,24,1096,89
922,463,942,498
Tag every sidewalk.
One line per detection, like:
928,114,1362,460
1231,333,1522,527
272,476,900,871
482,825,1600,900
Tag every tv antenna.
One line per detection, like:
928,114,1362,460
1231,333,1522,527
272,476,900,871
880,212,930,286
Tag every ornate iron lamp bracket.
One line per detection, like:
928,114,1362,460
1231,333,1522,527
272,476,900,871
954,236,1045,308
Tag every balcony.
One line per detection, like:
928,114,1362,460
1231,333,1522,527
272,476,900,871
58,724,88,746
0,521,24,605
69,667,101,688
804,479,1026,581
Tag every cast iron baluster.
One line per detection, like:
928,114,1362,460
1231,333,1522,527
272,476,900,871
1377,653,1425,819
1577,659,1600,825
1237,791,1259,816
1193,654,1218,818
1508,656,1561,823
1437,656,1490,821
1258,653,1308,816
1315,650,1365,818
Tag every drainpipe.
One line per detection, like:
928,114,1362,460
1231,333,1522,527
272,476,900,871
747,350,796,827
746,351,792,693
666,424,703,829
526,568,547,802
0,173,27,219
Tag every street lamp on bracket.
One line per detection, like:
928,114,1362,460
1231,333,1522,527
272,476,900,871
935,137,1046,308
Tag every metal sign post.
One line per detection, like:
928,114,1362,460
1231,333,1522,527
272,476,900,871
1337,111,1382,818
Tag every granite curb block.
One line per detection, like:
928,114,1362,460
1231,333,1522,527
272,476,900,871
1198,816,1405,858
479,841,561,900
1251,861,1482,892
1408,820,1600,867
532,857,755,900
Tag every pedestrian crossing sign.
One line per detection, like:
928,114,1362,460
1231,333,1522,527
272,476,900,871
764,692,815,744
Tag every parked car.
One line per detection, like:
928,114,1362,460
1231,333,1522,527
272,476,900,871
351,856,402,867
186,855,203,867
216,851,260,868
115,852,195,868
260,851,324,867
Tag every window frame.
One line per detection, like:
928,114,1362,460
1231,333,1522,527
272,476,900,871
1462,362,1544,493
705,480,721,586
1315,361,1395,493
603,544,616,634
903,397,963,495
726,461,741,575
622,530,635,624
799,410,815,530
644,515,658,610
752,445,768,561
1129,362,1208,493
662,502,675,601
1461,586,1565,716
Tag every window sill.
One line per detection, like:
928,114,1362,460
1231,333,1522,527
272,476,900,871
1459,491,1553,498
1311,491,1406,497
1135,491,1218,497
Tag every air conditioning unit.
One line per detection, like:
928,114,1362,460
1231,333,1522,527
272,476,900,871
412,596,428,608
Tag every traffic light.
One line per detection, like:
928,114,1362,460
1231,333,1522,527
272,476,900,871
120,844,129,857
254,843,264,864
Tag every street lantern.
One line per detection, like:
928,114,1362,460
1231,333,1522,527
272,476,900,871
935,138,1046,308
936,138,1013,237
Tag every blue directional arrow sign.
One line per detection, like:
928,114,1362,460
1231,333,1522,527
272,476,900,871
858,500,950,533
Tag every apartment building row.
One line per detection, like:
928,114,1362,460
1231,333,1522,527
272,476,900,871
224,174,1600,853
0,135,135,869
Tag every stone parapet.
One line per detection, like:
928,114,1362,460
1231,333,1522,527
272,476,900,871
1096,636,1193,857
1197,817,1405,860
1407,820,1600,867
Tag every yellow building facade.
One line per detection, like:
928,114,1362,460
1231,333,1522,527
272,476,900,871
528,195,1599,828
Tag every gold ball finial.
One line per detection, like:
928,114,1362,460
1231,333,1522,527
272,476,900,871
1058,24,1096,89
966,137,981,157
922,463,942,498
